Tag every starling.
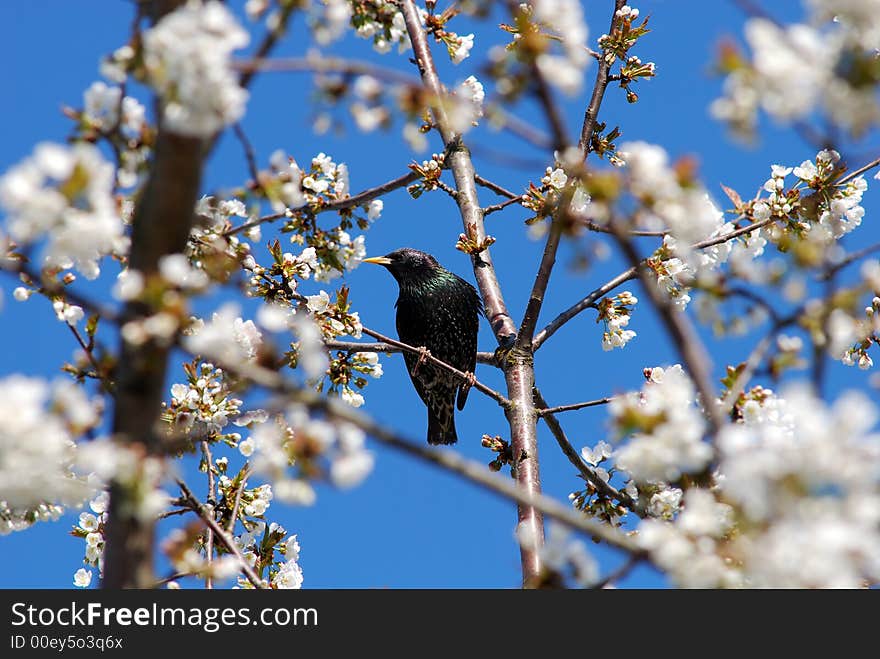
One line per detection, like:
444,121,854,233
363,248,481,445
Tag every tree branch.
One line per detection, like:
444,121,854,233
225,169,421,237
324,339,496,365
517,220,563,349
534,389,640,515
177,480,268,589
105,0,209,590
533,266,638,350
608,225,727,435
357,326,511,408
219,359,642,557
399,0,543,584
536,396,614,416
578,0,627,153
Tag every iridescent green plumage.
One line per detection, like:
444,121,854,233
364,248,481,444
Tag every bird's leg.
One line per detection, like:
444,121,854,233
460,370,476,398
412,345,432,376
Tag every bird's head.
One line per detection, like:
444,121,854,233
362,248,442,285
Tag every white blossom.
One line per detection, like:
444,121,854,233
184,304,263,365
447,76,485,135
142,0,249,136
0,377,100,530
0,142,126,279
612,365,712,483
73,568,92,588
530,0,590,95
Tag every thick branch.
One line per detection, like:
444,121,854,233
105,0,208,590
399,0,542,583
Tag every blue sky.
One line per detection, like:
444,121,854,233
1,0,877,588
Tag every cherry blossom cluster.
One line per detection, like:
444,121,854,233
446,76,486,135
184,196,260,286
70,492,111,588
618,141,728,267
0,376,103,534
0,142,127,280
326,350,384,409
638,384,880,587
349,0,473,64
840,296,880,370
238,405,374,507
521,164,583,232
245,242,379,407
162,361,245,445
527,0,591,95
309,0,353,45
743,149,867,255
140,0,250,137
570,440,636,526
407,153,445,198
712,2,880,139
597,5,655,103
610,365,712,484
233,522,304,589
422,2,474,64
184,303,264,368
351,0,416,54
162,524,241,583
71,81,151,191
251,151,371,282
597,291,638,351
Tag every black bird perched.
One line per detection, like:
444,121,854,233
363,248,481,445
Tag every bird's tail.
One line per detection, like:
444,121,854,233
427,410,457,445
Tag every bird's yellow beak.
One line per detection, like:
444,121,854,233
362,256,393,265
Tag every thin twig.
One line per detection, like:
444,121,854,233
359,326,511,408
177,480,268,589
591,554,643,589
580,220,667,237
483,195,524,216
537,397,614,416
324,339,497,365
66,324,104,381
200,441,215,589
534,389,640,515
609,224,726,435
474,174,520,199
233,122,264,197
838,155,880,185
578,0,627,153
533,267,638,350
225,170,420,237
226,465,252,535
820,241,880,281
719,330,776,415
237,2,299,91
